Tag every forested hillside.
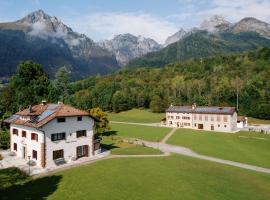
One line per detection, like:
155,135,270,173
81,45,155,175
127,31,270,68
68,48,270,119
0,48,269,120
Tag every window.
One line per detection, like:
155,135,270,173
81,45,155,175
224,125,227,128
194,115,197,120
76,130,87,138
13,143,17,151
31,133,38,142
53,149,64,160
205,115,208,121
32,150,37,160
22,131,26,138
194,123,197,127
217,115,221,122
77,145,88,158
218,124,220,127
182,116,190,120
12,129,18,135
199,115,202,121
77,116,82,121
223,116,228,122
211,116,214,121
57,117,66,123
51,133,66,141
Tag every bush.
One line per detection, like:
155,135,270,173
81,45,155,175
0,129,10,149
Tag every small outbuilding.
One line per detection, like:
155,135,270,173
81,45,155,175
237,116,248,128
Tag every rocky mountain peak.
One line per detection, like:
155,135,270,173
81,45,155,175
200,15,231,32
98,33,161,66
231,17,270,38
18,9,51,24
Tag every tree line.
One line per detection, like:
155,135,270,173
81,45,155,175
0,48,270,120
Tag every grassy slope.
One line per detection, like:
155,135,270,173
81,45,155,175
2,155,270,200
108,123,171,142
167,129,270,168
107,109,165,123
101,136,162,155
248,117,270,125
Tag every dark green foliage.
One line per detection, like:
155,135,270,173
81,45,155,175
0,60,50,115
0,167,29,190
68,48,270,119
127,31,270,68
0,129,10,149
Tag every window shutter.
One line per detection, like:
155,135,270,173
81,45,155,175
85,145,89,157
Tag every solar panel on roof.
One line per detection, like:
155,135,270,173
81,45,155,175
35,104,60,122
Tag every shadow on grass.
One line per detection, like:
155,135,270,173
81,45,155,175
0,168,62,200
100,143,119,151
102,131,118,136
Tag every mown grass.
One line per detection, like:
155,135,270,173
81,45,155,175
101,136,162,155
107,109,165,123
167,128,270,168
1,155,270,200
107,123,171,142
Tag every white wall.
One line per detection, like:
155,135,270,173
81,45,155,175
41,116,94,168
10,124,43,167
166,112,237,132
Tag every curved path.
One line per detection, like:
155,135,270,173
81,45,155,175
129,139,270,174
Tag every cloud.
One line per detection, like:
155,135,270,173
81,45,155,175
175,0,270,25
65,12,179,44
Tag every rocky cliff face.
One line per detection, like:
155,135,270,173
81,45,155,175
98,33,161,66
0,10,118,79
231,17,270,38
164,28,186,47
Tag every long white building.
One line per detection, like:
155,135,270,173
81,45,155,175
166,104,237,132
4,102,100,168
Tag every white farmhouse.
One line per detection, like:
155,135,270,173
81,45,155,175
166,104,237,132
237,116,248,128
4,102,100,168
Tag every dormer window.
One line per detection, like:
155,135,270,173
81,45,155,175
57,117,66,123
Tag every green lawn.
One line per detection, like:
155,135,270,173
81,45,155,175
167,129,270,168
248,117,270,125
107,109,165,123
101,136,162,155
107,123,171,142
2,155,270,200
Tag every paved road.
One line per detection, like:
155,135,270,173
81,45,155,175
131,139,270,174
160,128,177,143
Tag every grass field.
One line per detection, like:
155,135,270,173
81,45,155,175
107,109,165,123
249,117,270,125
1,155,270,200
101,136,162,155
167,129,270,168
107,123,171,142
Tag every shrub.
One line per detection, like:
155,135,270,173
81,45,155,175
0,129,10,149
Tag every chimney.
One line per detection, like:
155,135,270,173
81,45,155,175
192,103,197,110
41,100,47,105
29,105,33,113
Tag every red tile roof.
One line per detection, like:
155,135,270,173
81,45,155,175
4,103,91,128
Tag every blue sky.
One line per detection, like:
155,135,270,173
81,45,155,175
0,0,269,43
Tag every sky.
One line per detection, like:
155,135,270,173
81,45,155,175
0,0,269,43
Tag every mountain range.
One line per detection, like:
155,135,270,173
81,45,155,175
0,11,270,80
127,16,270,68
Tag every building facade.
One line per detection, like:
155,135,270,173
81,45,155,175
4,102,99,168
166,104,237,132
